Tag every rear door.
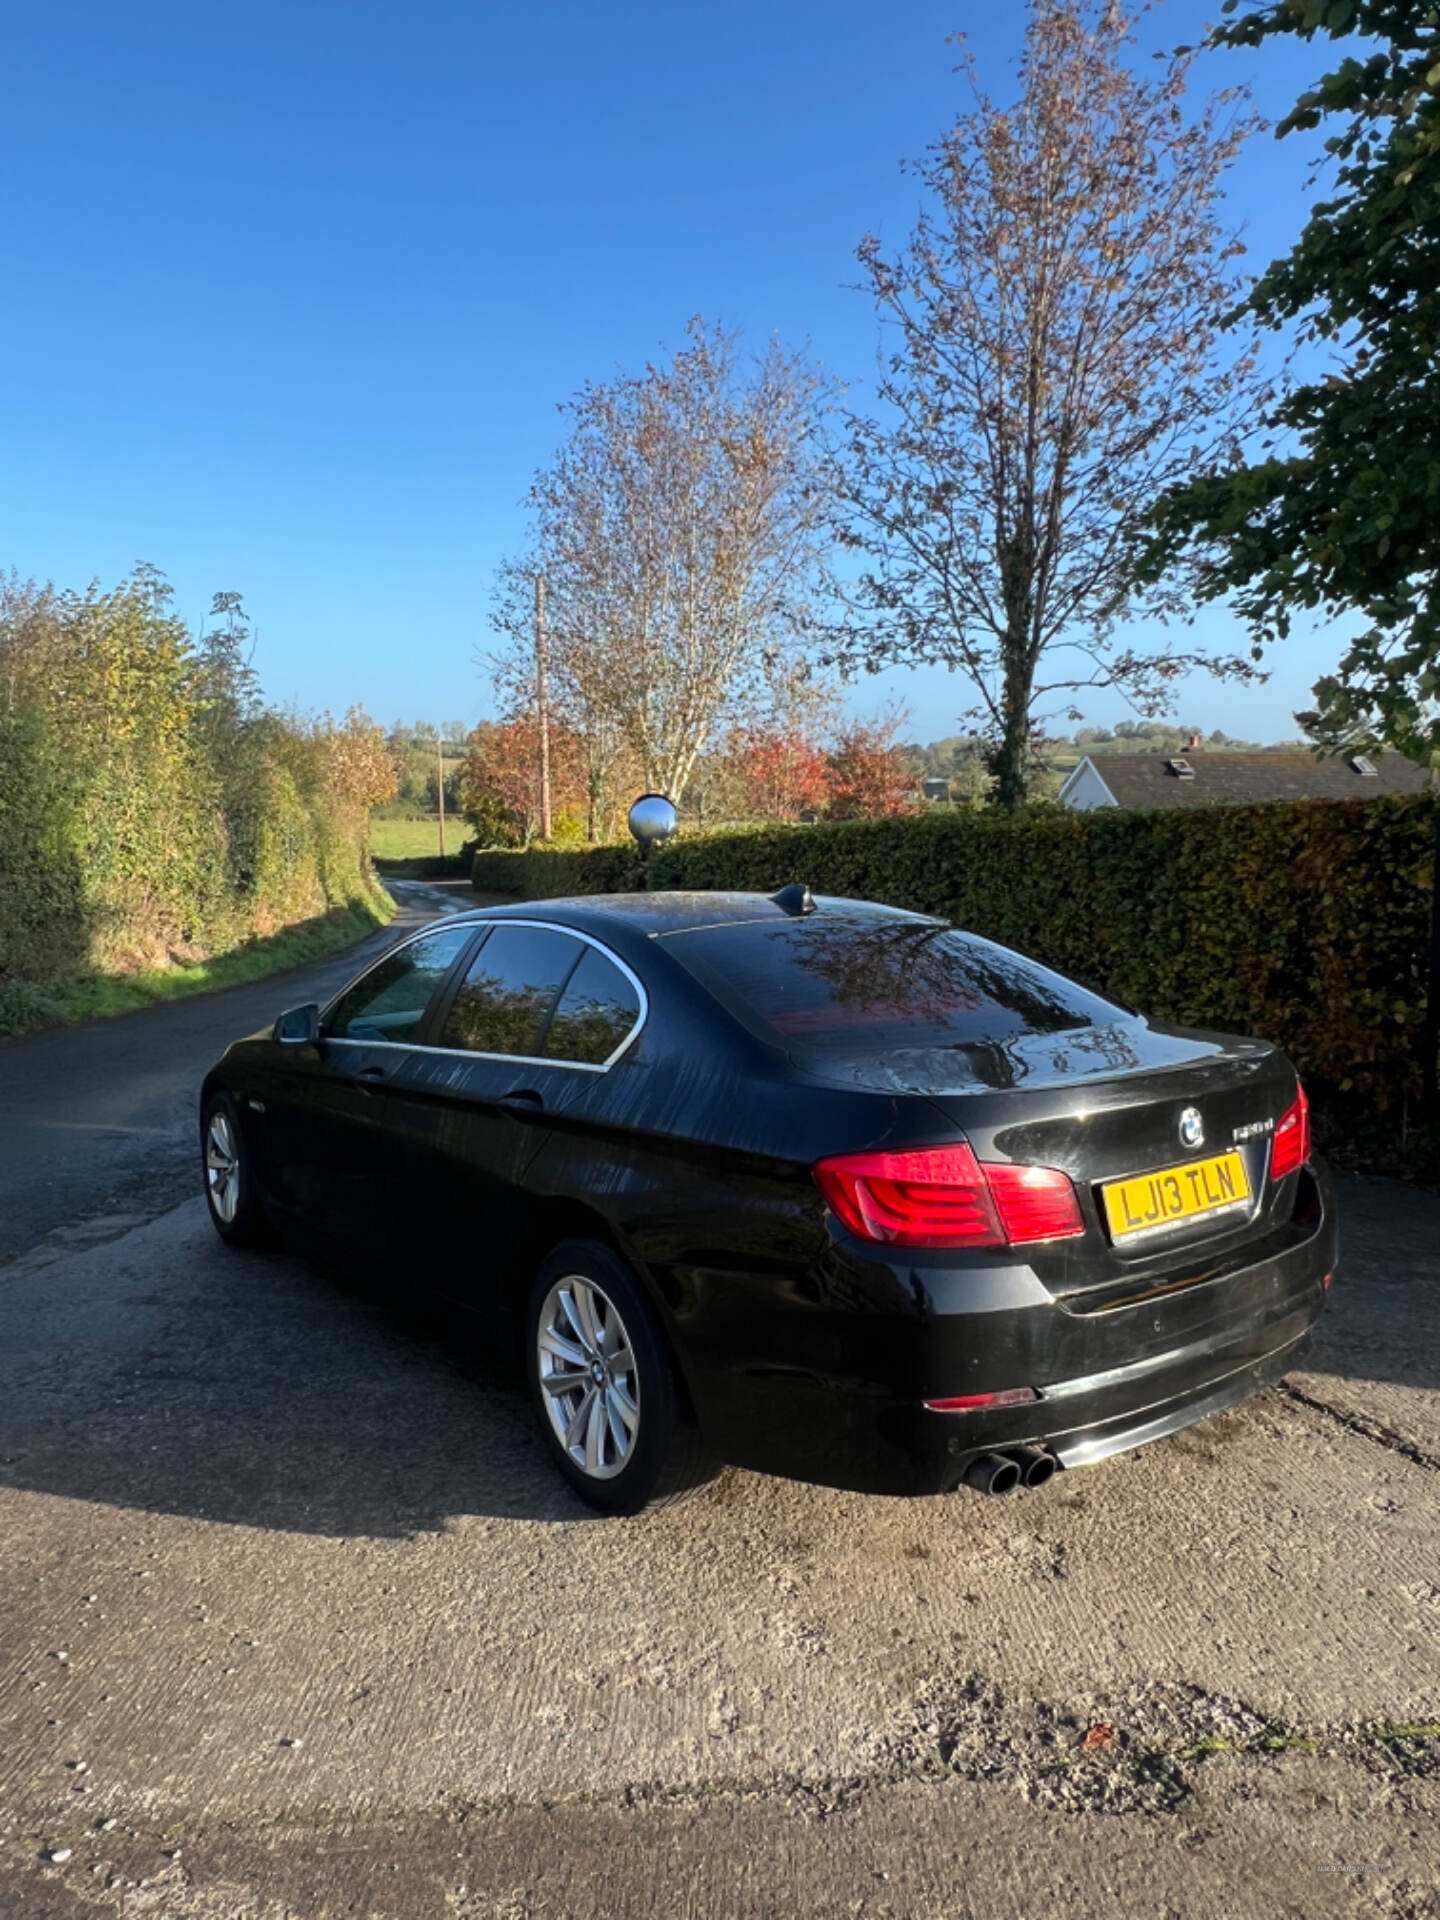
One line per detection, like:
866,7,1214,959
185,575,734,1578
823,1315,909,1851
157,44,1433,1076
250,921,480,1248
369,923,643,1305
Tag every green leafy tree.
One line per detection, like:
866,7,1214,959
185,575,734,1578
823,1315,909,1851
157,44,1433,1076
195,591,260,743
1144,0,1440,758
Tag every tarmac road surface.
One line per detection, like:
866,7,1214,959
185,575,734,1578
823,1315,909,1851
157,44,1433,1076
0,881,467,1264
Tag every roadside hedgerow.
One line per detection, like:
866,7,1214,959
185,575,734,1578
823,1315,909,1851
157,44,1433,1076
472,795,1437,1112
0,568,393,1029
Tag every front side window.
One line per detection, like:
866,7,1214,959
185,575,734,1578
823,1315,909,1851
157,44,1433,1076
545,947,642,1064
440,925,585,1058
325,924,475,1044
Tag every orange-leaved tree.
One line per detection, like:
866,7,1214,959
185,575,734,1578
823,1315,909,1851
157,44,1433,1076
721,724,831,824
460,716,587,845
824,713,917,820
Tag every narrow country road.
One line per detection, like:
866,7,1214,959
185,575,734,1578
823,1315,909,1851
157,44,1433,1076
0,881,465,1264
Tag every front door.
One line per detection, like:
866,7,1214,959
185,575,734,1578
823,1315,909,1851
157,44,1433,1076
251,920,480,1251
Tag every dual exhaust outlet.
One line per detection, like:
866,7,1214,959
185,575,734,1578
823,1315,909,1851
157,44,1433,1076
963,1446,1057,1496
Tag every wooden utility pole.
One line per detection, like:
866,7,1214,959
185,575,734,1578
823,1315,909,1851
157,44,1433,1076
436,733,446,858
535,572,553,841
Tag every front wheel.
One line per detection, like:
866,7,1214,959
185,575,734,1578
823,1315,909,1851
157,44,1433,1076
525,1241,715,1516
200,1091,271,1248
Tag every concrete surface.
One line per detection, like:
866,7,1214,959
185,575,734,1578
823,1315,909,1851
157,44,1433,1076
0,916,1436,1917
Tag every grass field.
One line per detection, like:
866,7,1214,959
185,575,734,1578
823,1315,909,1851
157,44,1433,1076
369,816,459,860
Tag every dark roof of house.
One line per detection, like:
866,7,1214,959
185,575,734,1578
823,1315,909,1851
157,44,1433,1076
1069,750,1430,810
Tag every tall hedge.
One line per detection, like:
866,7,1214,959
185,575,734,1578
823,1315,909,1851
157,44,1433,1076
0,569,389,997
473,796,1437,1106
473,841,647,900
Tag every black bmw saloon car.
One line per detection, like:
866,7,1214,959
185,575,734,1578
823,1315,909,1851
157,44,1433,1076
200,890,1335,1514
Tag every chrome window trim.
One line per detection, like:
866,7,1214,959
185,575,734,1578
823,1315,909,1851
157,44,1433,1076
322,916,648,1073
324,1037,609,1074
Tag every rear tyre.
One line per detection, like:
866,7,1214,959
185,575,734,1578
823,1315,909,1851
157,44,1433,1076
525,1240,715,1516
200,1091,271,1248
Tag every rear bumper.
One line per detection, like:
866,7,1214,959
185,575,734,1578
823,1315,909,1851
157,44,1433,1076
686,1161,1336,1496
1048,1327,1309,1469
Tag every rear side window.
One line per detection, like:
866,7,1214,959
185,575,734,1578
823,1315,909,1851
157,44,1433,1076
439,924,584,1058
662,918,1123,1052
545,947,642,1064
325,924,476,1043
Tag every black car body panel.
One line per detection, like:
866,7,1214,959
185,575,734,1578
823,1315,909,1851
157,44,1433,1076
203,892,1335,1496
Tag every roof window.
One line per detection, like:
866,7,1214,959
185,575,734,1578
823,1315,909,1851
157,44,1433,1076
1165,758,1196,779
1350,755,1378,777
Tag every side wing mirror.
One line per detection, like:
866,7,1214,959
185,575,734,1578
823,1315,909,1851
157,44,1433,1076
274,1002,321,1045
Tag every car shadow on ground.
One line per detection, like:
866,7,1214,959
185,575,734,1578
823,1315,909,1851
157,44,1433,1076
0,1176,1434,1542
1303,1175,1440,1392
0,1232,613,1537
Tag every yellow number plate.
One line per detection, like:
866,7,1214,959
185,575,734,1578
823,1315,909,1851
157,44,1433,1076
1102,1150,1251,1242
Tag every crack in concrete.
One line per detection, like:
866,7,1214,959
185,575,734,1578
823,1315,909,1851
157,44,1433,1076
844,1675,1440,1819
421,1690,1440,1826
1277,1381,1440,1474
6,1704,1436,1920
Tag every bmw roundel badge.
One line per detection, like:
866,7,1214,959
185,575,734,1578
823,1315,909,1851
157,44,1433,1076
1178,1107,1205,1151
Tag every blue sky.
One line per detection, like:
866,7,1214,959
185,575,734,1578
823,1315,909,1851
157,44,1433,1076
2,1,1347,743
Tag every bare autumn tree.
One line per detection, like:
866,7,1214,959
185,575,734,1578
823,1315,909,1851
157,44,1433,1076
489,320,837,825
835,0,1270,809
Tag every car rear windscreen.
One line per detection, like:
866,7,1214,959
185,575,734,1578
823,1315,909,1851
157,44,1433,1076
663,917,1125,1051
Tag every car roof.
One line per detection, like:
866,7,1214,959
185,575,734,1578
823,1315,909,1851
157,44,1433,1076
447,890,934,939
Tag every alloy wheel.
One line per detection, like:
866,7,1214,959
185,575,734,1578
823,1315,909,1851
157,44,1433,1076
536,1276,640,1480
205,1109,240,1225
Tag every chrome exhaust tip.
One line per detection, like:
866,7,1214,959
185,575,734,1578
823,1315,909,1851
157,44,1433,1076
1012,1445,1058,1490
963,1451,1022,1497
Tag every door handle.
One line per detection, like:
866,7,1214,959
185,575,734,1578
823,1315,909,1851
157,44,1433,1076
358,1065,389,1082
499,1088,544,1113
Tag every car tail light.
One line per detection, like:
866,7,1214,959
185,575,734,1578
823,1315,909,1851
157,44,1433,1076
813,1143,1083,1249
985,1161,1087,1244
1270,1083,1310,1181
